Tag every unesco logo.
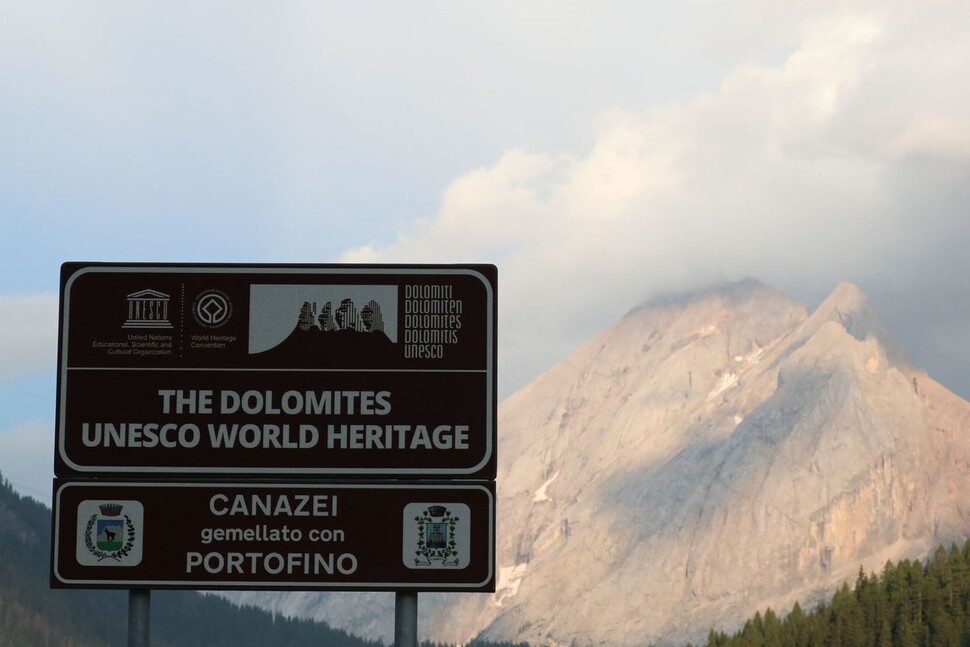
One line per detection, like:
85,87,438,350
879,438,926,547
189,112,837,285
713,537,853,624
192,289,232,328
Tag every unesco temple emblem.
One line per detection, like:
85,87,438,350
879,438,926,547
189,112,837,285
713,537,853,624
123,289,173,329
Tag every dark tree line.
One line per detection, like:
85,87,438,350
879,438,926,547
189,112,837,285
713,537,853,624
698,541,970,647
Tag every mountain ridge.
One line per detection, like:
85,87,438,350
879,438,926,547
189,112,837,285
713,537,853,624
230,279,970,647
476,280,970,646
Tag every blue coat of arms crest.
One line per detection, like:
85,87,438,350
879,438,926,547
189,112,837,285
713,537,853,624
414,505,460,566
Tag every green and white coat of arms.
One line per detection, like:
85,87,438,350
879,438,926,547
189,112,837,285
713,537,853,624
402,502,470,569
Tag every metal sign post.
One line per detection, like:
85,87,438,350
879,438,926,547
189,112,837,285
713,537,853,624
395,591,418,647
128,589,150,647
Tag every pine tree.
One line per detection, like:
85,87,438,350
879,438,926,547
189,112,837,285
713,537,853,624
687,540,970,647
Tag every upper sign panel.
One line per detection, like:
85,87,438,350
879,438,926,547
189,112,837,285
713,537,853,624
55,263,497,478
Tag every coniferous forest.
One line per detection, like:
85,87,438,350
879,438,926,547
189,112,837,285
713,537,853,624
699,542,970,647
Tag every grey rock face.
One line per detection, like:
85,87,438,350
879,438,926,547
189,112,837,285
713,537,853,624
228,280,970,647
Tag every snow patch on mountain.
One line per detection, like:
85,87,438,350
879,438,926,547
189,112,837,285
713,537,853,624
533,471,559,503
707,372,739,400
494,563,529,606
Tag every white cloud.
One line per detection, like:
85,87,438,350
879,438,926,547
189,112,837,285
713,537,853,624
0,294,58,383
341,1,970,396
0,420,54,505
2,0,967,401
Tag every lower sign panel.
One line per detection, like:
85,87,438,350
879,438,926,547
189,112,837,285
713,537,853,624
51,480,494,591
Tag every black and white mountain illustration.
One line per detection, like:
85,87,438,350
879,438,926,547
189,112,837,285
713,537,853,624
229,279,970,646
249,285,397,364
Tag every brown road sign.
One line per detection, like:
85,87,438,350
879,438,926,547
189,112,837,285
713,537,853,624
55,263,497,478
51,480,495,591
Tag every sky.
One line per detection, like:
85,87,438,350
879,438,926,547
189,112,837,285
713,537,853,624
2,0,969,505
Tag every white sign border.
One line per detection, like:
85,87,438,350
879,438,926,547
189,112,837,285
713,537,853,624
57,265,496,477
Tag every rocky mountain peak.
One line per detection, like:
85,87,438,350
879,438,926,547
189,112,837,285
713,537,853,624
823,281,869,310
231,280,970,647
807,282,875,335
467,280,970,647
793,282,910,369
